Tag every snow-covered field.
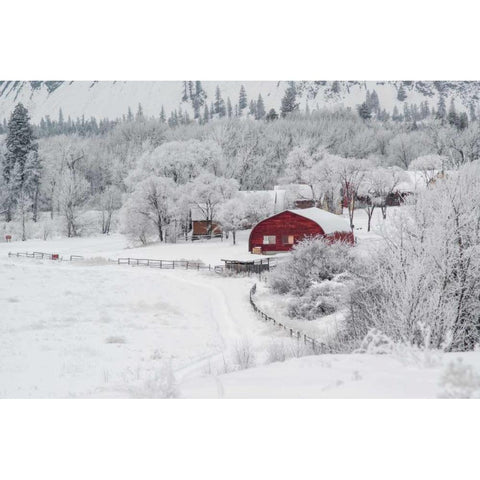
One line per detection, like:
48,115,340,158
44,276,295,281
2,207,479,398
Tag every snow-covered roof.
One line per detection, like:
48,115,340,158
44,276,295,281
275,184,313,201
190,204,207,222
237,189,286,212
287,207,351,234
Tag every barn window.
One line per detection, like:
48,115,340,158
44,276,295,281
263,235,276,245
282,235,294,245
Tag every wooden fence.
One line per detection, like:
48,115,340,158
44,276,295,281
8,252,84,261
117,257,224,273
249,283,326,353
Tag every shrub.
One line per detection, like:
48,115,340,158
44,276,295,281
438,358,480,398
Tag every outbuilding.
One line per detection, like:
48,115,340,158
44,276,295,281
248,207,354,253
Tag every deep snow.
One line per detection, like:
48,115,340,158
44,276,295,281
2,207,479,398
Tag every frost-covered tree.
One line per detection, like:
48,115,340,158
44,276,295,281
255,94,266,120
217,198,248,244
280,82,298,117
122,176,176,242
3,103,39,222
397,83,407,101
334,157,371,228
57,167,89,237
409,154,447,186
350,161,480,351
359,166,406,229
98,185,122,234
132,139,223,185
186,173,239,235
238,85,247,113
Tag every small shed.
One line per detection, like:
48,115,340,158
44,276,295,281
248,207,354,253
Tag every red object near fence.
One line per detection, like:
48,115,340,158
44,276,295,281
5,235,12,242
52,254,59,260
249,207,354,253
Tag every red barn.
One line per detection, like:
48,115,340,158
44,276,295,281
248,207,354,253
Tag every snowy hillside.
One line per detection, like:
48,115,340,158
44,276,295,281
1,80,480,123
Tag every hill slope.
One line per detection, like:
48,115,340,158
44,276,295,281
1,80,479,123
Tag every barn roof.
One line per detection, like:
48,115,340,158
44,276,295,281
287,207,351,234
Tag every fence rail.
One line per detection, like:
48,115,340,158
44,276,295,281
8,252,85,261
249,283,326,353
117,257,220,272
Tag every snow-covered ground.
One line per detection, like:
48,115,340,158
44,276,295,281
180,351,480,398
2,206,479,398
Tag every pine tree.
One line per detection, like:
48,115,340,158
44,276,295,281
160,105,166,123
203,105,209,123
249,99,257,117
369,90,380,114
397,84,407,101
266,108,279,121
458,112,469,130
136,103,144,121
239,85,247,113
392,106,401,121
182,81,189,102
403,103,411,122
188,81,194,100
213,87,220,113
447,98,458,126
193,97,201,119
127,107,134,122
3,103,39,222
227,98,233,118
436,96,447,121
469,103,477,122
195,81,206,106
331,81,341,94
357,102,372,120
280,82,299,117
255,94,266,119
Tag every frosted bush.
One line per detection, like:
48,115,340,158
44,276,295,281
232,338,256,370
438,358,480,399
265,339,313,364
354,328,395,354
287,280,346,320
269,237,354,296
128,362,178,399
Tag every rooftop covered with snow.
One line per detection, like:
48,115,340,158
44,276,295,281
287,207,351,234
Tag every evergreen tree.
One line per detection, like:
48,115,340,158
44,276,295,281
403,103,411,122
58,108,64,127
369,90,380,114
193,97,201,119
397,83,407,101
266,108,279,121
182,81,189,102
447,98,458,126
3,103,39,222
227,97,233,118
280,81,299,117
458,112,469,130
239,85,248,113
436,96,447,121
249,99,257,117
255,94,266,119
392,105,401,121
127,107,134,122
136,103,144,121
160,105,166,123
331,81,341,94
213,87,220,114
469,103,477,122
357,102,372,120
203,105,209,123
195,81,206,106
